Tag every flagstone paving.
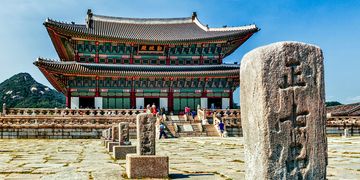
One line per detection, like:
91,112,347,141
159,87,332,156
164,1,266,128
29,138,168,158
0,137,359,179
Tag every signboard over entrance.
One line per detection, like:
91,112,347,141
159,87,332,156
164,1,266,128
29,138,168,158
138,45,164,53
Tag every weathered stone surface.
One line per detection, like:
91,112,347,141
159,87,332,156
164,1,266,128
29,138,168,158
240,41,327,179
111,126,119,141
107,142,119,152
126,154,169,179
104,140,112,148
136,113,156,155
0,138,357,179
119,122,130,145
112,145,136,159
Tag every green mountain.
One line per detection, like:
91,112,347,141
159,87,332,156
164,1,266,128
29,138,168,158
0,73,65,111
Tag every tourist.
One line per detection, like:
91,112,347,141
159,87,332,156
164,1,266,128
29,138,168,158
146,104,151,114
160,107,165,115
185,106,191,115
191,110,196,120
159,122,167,139
219,121,225,137
151,104,157,115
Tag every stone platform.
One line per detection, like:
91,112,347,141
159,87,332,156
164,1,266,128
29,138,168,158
112,145,136,159
126,154,169,178
0,137,358,179
107,142,119,152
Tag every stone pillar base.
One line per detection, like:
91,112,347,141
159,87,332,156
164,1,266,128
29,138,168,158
112,145,136,159
107,142,119,152
104,140,111,147
126,154,169,179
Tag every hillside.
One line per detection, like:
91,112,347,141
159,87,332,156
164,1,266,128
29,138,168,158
0,73,65,111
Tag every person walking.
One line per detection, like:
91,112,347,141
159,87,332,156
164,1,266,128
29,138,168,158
219,121,225,137
159,122,167,139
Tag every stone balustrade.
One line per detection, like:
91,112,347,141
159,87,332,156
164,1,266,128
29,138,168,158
326,116,360,127
0,108,143,129
4,108,143,117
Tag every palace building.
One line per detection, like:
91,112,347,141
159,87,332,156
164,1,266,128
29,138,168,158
35,9,258,113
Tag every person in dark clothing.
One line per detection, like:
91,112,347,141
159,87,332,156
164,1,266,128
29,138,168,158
159,122,167,139
219,121,225,137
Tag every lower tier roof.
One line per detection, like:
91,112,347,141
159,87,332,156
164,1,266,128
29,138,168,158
34,58,240,78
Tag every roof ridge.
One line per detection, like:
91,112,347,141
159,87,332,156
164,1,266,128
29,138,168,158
91,14,193,25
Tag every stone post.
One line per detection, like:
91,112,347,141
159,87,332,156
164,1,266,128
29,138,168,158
111,125,119,142
126,113,169,178
107,125,120,152
112,122,136,159
136,113,156,155
119,122,130,145
240,42,327,179
2,103,6,116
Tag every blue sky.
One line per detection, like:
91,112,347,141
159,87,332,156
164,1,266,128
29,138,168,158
0,0,359,104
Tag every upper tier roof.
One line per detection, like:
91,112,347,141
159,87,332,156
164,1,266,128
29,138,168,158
327,103,360,116
34,58,240,78
44,10,259,43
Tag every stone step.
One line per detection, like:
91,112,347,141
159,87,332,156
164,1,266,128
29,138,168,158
203,124,220,137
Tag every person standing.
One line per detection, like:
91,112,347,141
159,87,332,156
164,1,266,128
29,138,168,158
159,122,167,139
219,121,225,137
151,104,157,115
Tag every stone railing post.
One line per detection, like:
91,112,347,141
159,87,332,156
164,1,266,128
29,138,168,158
2,103,6,116
240,42,327,179
126,113,169,178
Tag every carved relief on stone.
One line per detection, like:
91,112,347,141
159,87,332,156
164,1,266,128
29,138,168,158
112,126,119,142
136,113,156,155
240,42,327,180
119,122,130,145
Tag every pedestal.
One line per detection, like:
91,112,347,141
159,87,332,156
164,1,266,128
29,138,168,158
112,145,136,159
104,140,111,147
126,154,169,179
107,142,119,152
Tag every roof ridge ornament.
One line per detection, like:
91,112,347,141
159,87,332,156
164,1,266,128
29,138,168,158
86,9,93,29
192,12,197,21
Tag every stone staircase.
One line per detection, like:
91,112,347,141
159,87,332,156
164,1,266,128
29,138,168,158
226,127,242,137
203,124,220,137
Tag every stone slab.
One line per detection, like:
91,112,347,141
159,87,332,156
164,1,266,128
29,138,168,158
182,124,194,132
126,154,169,179
112,145,136,159
240,41,327,179
107,142,119,152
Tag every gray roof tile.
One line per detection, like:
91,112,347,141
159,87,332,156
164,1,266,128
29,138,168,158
45,12,258,43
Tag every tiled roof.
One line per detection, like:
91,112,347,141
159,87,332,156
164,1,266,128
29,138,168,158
44,10,259,43
327,103,360,116
34,58,240,78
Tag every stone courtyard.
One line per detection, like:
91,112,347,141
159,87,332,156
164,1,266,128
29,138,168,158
0,137,358,180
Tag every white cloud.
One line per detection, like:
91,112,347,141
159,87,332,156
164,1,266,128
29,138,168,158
345,96,360,103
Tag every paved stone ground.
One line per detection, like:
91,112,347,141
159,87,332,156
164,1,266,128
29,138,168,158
0,137,358,179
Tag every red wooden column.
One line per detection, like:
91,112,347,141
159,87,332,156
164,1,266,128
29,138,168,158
229,89,233,109
95,41,99,63
130,77,136,108
166,46,170,65
95,76,99,97
66,88,71,108
130,45,134,64
168,78,174,113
